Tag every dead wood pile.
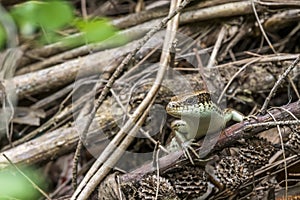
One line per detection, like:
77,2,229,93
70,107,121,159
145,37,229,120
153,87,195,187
1,0,300,199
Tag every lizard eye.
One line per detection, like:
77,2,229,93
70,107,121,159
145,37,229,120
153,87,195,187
168,102,177,108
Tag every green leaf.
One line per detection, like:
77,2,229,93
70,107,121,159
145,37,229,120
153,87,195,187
0,167,47,199
74,18,117,43
10,1,39,35
36,1,74,30
10,1,74,36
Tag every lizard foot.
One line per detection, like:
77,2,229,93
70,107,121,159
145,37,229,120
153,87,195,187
243,114,258,121
181,139,200,165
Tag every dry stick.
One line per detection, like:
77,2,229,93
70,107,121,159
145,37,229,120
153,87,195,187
116,175,123,200
266,111,288,199
177,54,300,71
193,48,208,91
271,106,300,122
261,55,300,114
155,146,161,200
181,1,253,24
2,154,51,200
244,120,300,129
251,0,277,54
207,25,226,68
72,138,83,190
71,0,193,198
81,0,87,19
72,80,105,190
215,54,300,68
257,1,300,10
288,75,300,99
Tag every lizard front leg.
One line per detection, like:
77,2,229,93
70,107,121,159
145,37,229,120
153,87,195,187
223,108,244,123
167,120,200,164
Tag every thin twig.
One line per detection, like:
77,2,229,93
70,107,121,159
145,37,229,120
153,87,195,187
270,106,300,121
244,120,300,130
81,0,88,19
72,141,81,190
3,154,51,200
193,48,208,91
251,0,276,54
207,25,226,68
216,54,300,68
261,55,300,114
266,111,288,199
288,75,300,99
72,82,98,190
154,143,161,200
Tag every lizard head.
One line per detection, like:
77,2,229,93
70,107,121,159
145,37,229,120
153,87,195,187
166,90,212,118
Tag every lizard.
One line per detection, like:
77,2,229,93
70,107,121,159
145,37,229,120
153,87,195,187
165,90,245,164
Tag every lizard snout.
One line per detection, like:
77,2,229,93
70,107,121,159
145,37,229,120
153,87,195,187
166,102,181,117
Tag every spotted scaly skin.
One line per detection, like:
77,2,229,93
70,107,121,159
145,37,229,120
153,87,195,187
166,91,244,161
